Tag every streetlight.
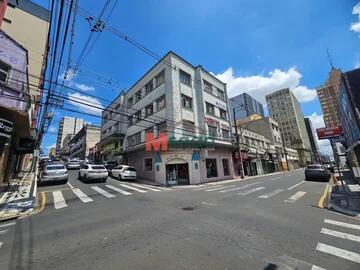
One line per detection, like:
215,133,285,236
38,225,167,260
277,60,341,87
232,105,247,179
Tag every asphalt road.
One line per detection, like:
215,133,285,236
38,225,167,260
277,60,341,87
0,169,359,270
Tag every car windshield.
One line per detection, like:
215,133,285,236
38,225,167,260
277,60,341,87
307,165,322,169
90,165,105,170
46,165,65,170
125,167,136,172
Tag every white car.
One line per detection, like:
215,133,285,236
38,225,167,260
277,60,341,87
111,165,137,181
40,164,68,184
78,164,108,182
66,161,80,170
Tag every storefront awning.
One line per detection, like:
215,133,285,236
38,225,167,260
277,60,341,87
0,105,31,139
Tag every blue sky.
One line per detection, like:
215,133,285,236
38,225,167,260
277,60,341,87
38,0,360,155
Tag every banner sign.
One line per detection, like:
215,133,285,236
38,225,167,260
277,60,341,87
316,126,343,140
0,118,13,139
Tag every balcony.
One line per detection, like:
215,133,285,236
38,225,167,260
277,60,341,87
0,80,30,112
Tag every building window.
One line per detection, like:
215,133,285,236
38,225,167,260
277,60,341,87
128,96,133,106
219,109,227,120
155,70,165,87
208,125,217,138
145,81,153,94
0,61,10,83
145,104,153,117
156,95,166,111
206,102,215,115
217,88,225,100
183,120,195,136
134,110,142,122
203,80,212,93
206,159,218,178
135,90,142,102
156,121,167,137
144,158,153,171
222,129,230,140
128,115,133,126
181,94,192,110
222,159,230,176
180,70,191,86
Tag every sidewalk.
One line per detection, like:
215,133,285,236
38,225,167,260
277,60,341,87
0,165,38,221
329,169,360,218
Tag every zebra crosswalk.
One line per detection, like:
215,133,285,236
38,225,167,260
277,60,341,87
44,183,173,210
0,221,16,250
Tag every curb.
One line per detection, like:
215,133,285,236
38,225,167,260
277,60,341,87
329,202,360,219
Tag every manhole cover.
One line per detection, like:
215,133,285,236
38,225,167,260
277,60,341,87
182,206,195,211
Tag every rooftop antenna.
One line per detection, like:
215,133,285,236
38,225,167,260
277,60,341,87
326,49,334,69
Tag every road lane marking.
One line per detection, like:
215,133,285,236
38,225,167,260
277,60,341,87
0,242,2,248
311,265,326,270
130,183,161,192
220,182,262,193
67,182,74,189
205,185,236,192
284,191,306,203
119,183,147,193
0,229,9,235
72,188,93,203
316,242,360,263
194,185,223,191
91,186,116,198
258,189,284,199
321,228,360,243
106,185,132,195
287,181,305,190
0,222,15,229
318,182,331,208
237,186,265,195
144,185,172,191
32,179,37,197
52,191,67,209
324,219,360,230
270,177,280,180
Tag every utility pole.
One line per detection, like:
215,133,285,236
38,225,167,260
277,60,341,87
280,127,290,171
233,108,244,179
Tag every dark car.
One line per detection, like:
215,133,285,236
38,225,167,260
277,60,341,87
305,164,332,181
323,163,335,173
103,161,118,172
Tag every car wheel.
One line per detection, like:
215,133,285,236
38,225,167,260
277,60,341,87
78,172,81,180
118,174,122,181
102,178,107,183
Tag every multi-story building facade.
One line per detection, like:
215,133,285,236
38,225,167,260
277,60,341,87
60,134,74,160
316,68,342,127
56,117,85,156
229,93,264,121
304,117,319,162
120,51,234,185
69,125,101,160
1,0,50,130
266,88,312,166
100,93,126,163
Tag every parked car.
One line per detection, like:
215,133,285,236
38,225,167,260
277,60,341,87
323,163,335,173
305,164,331,181
111,165,137,181
39,164,68,184
78,164,108,182
103,161,118,172
66,160,80,170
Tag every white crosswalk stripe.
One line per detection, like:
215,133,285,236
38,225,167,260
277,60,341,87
91,186,116,198
324,219,360,230
237,186,265,195
205,185,236,192
145,185,172,191
106,185,132,195
72,188,93,203
53,191,67,209
320,228,360,243
219,182,262,193
0,222,15,229
311,265,326,270
119,183,147,193
258,189,284,199
194,185,223,191
316,242,360,263
0,229,9,235
130,183,162,192
284,191,306,203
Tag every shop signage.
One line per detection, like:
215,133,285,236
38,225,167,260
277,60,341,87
19,138,36,149
221,123,230,130
204,117,220,127
0,118,13,139
215,101,227,110
103,142,116,152
316,126,343,140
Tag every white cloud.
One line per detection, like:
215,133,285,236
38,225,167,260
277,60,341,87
75,83,95,91
59,68,76,81
48,125,57,133
215,66,317,104
68,92,104,115
350,3,360,34
47,143,56,150
355,60,360,68
307,112,333,156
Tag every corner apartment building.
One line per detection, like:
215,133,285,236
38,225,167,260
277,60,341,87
121,51,234,185
69,125,101,160
266,88,311,166
100,93,126,163
304,117,319,162
229,92,264,121
56,116,85,156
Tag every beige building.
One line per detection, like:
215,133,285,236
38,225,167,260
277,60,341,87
2,0,50,129
266,88,312,166
316,68,342,127
69,125,101,160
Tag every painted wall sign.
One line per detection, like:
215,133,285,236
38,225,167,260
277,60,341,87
0,118,13,139
204,117,220,127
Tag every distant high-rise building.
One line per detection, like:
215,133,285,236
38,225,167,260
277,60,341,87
304,117,319,162
56,117,85,156
316,68,342,127
229,93,264,121
266,88,312,166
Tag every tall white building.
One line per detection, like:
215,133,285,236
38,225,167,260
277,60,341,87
56,117,85,156
266,88,311,166
114,51,234,185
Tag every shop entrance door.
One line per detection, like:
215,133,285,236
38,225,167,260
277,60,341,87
166,163,189,185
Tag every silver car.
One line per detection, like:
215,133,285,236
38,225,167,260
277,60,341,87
66,161,80,170
40,164,68,184
78,164,108,182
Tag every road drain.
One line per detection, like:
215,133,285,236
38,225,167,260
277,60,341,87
182,206,196,211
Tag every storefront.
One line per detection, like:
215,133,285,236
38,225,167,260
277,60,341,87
166,162,189,185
